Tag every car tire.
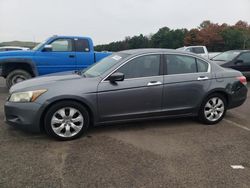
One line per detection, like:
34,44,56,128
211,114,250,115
199,93,227,125
6,69,32,89
44,101,90,141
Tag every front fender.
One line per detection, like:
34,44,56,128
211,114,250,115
0,58,38,77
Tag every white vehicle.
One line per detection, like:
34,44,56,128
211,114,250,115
0,46,30,52
177,46,209,58
177,46,221,59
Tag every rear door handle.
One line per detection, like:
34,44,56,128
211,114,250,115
147,81,162,86
69,54,75,58
197,76,209,81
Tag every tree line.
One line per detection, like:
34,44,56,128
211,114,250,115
95,20,250,52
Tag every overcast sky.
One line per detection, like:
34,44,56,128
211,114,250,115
0,0,250,45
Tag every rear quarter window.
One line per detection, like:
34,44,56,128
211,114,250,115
191,47,205,54
197,59,209,72
75,39,90,52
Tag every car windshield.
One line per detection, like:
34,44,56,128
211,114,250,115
212,51,240,61
82,53,129,78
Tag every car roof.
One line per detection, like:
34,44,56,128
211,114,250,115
118,48,199,56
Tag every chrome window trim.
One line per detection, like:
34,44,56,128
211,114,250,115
101,52,211,83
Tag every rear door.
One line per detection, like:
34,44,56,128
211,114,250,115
74,38,95,70
162,54,212,114
97,54,164,122
34,38,76,75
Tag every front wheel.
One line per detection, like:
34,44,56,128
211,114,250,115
199,94,227,125
44,101,90,141
6,69,32,89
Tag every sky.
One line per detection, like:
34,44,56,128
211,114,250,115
0,0,250,45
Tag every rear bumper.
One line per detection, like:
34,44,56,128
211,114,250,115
228,85,248,109
4,101,42,133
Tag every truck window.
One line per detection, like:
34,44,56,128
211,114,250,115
192,47,205,54
75,39,90,52
50,39,73,52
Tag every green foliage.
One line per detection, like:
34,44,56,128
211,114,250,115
221,27,244,50
95,20,250,52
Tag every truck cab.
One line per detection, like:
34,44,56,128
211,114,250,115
177,46,209,59
0,36,111,88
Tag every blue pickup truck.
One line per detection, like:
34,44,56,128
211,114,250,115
0,36,111,88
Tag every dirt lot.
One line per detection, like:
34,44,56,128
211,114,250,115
0,78,249,188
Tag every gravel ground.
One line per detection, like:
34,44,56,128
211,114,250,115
0,78,249,188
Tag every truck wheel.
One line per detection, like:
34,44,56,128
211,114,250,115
6,69,32,89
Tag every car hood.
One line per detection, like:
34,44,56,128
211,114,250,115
0,50,36,58
10,71,83,93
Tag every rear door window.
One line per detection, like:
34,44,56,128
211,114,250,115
164,55,197,75
164,55,209,75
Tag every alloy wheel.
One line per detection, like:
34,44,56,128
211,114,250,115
204,97,225,122
51,107,84,138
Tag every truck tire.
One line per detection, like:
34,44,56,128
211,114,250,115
6,69,32,89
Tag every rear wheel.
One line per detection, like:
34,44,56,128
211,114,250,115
44,101,90,141
6,69,32,89
199,94,227,124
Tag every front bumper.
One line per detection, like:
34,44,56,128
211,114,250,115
4,101,43,133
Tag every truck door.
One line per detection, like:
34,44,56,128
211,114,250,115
74,38,95,70
34,38,76,75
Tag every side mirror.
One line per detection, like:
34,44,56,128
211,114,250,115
235,59,244,65
42,45,53,52
108,72,124,83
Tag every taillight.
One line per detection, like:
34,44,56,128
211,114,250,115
236,76,247,85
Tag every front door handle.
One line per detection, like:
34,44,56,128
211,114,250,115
147,81,162,86
197,76,209,81
69,54,75,58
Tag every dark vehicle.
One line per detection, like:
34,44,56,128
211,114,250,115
211,50,250,77
4,49,248,141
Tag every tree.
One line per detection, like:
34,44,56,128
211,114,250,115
95,20,250,52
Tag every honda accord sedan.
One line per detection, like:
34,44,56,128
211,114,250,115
4,49,248,140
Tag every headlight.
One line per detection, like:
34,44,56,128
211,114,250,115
9,89,47,102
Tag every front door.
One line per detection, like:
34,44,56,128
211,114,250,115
97,54,163,122
34,38,76,75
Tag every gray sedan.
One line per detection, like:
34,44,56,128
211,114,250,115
4,49,248,140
